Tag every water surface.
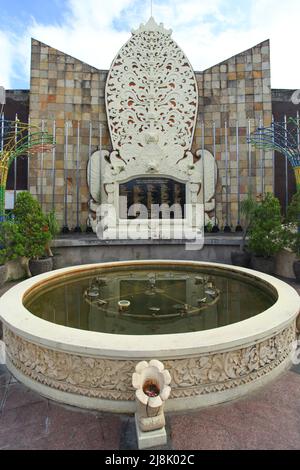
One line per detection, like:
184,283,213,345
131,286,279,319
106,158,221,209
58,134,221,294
24,267,276,335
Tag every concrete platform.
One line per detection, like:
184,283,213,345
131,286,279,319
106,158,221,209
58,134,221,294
50,233,243,269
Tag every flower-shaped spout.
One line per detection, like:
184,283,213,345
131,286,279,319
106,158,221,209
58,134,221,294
132,359,171,408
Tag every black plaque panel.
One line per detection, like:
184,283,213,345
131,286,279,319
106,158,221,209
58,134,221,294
119,177,186,219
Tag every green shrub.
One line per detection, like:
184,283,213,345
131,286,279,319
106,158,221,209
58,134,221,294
239,194,258,251
13,192,51,260
0,221,23,265
248,193,286,257
45,210,59,239
286,190,300,225
205,221,213,233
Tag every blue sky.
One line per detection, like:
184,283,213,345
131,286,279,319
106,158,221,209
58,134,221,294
0,0,299,89
0,0,67,26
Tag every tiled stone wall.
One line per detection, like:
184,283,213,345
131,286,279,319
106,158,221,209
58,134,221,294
29,38,272,230
29,39,110,228
194,40,272,227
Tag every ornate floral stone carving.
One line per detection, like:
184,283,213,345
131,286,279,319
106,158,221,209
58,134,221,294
3,323,295,402
106,17,198,155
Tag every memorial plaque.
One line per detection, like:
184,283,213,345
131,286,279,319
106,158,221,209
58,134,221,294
119,177,186,219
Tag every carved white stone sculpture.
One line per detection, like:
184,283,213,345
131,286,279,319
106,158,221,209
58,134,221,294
132,359,171,433
87,17,217,236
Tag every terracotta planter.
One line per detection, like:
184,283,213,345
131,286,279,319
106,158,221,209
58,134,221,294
293,260,300,283
0,264,8,287
231,251,251,268
29,257,53,276
251,255,275,274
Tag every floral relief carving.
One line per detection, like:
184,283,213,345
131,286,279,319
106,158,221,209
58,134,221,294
106,17,198,156
3,323,295,401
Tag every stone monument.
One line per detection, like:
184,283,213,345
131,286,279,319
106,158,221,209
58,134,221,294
87,17,216,238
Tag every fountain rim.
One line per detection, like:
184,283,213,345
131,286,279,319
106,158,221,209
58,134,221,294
0,260,299,359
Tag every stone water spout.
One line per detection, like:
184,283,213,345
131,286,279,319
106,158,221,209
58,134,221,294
132,359,171,448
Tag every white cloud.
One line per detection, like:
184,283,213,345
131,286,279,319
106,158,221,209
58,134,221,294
248,0,300,88
0,0,300,89
0,31,14,88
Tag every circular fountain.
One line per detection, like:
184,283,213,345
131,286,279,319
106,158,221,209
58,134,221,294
0,260,299,413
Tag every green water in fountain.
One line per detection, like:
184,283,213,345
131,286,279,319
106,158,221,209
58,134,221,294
24,267,276,335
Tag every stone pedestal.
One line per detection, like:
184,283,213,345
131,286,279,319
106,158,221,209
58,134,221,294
135,414,167,449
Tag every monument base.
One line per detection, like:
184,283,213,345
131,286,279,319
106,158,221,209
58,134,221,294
135,414,167,450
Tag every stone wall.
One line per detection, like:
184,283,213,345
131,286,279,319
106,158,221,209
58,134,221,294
195,40,272,227
29,38,272,230
29,39,110,227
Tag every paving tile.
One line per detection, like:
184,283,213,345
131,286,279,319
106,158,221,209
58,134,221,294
0,365,10,388
170,414,238,450
170,402,300,450
0,400,49,434
251,371,300,409
227,400,300,449
3,382,47,412
0,397,123,450
0,421,49,450
28,422,113,450
0,396,49,449
38,402,122,450
0,385,7,412
119,416,138,450
170,372,300,450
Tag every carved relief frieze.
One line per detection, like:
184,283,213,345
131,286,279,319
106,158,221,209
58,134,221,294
4,323,295,401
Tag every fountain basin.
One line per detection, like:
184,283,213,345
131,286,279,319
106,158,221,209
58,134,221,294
0,260,299,413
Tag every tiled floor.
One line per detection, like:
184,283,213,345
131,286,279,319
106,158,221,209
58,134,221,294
0,277,299,450
1,365,300,450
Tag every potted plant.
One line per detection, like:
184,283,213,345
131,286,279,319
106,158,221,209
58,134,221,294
248,193,286,274
45,210,63,269
204,220,213,233
45,210,59,256
286,190,300,282
231,195,257,267
13,192,53,277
